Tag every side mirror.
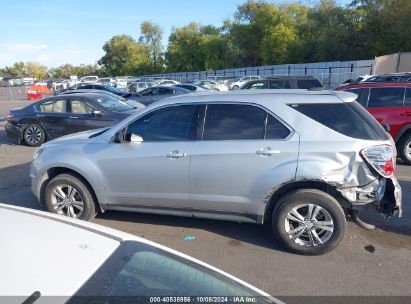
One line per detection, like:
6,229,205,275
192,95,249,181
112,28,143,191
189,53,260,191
93,110,104,117
381,123,390,133
113,130,125,143
129,134,143,143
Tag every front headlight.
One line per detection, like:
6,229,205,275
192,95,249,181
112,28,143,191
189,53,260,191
33,146,45,160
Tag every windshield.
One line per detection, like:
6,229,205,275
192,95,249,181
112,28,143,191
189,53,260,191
94,95,133,111
70,241,274,302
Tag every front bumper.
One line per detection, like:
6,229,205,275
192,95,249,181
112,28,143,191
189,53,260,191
5,122,23,144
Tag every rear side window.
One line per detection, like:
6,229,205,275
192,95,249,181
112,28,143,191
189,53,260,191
268,80,290,89
38,99,67,113
368,87,405,108
204,104,265,140
343,88,368,107
289,102,388,140
296,79,322,89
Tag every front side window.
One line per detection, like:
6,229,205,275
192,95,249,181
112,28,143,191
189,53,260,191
249,82,265,90
368,87,405,108
70,99,95,114
158,87,173,95
127,105,198,141
203,104,266,140
38,99,67,113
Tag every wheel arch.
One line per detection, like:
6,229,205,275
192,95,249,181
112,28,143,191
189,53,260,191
43,167,103,213
394,125,411,143
263,180,349,223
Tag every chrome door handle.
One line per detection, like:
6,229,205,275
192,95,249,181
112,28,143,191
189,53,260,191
256,148,280,157
166,150,187,159
36,114,45,118
69,116,78,119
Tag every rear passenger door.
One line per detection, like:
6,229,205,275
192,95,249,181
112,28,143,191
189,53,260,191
36,97,69,139
366,87,406,137
189,103,299,222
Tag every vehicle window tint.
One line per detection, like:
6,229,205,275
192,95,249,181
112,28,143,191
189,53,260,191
268,81,284,89
368,87,405,108
128,105,197,141
38,99,66,113
71,99,94,114
266,115,290,139
289,102,387,140
405,89,411,106
343,88,368,107
158,88,172,95
249,82,265,90
203,104,265,140
296,79,322,89
71,242,269,299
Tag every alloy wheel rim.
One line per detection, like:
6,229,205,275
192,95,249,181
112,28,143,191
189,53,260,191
25,126,42,144
284,204,334,247
50,184,84,218
406,142,411,159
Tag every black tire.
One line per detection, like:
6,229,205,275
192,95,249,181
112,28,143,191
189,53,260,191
23,124,45,147
397,133,411,165
44,173,97,221
272,189,346,255
232,85,239,90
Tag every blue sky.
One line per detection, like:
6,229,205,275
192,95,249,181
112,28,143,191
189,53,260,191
0,0,351,68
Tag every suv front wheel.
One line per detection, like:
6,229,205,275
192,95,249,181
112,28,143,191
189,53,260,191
272,189,346,255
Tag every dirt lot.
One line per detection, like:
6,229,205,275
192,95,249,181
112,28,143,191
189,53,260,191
1,92,411,302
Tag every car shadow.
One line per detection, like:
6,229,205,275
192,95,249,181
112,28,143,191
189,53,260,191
96,210,285,252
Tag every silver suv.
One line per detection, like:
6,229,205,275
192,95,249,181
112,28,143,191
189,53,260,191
30,90,402,255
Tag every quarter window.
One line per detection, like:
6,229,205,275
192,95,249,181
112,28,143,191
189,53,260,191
38,99,67,113
266,115,290,139
127,105,198,142
368,87,405,108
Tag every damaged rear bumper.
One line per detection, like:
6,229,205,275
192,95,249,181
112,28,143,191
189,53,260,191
337,176,402,218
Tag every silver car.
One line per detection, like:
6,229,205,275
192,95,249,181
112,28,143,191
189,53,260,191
30,90,402,255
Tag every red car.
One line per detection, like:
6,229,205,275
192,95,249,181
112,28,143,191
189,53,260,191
336,82,411,164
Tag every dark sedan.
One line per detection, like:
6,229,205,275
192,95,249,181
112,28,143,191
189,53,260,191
128,86,191,105
56,83,131,98
5,93,139,147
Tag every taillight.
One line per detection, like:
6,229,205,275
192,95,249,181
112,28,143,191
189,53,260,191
6,114,14,122
361,145,395,178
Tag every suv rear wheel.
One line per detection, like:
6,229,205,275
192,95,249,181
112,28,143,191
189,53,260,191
397,133,411,165
272,189,346,255
44,173,97,221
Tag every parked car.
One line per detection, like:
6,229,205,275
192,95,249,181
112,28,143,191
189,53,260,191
175,83,210,92
155,79,180,86
128,81,155,93
96,77,114,84
336,82,411,164
0,203,277,302
80,75,98,83
241,76,323,90
56,82,131,98
340,74,375,86
194,79,229,91
230,76,261,90
5,93,139,146
59,89,145,109
366,73,411,83
31,90,402,255
129,86,191,105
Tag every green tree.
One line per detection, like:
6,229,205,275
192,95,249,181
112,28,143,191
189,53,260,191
139,21,163,72
25,61,48,80
99,35,151,76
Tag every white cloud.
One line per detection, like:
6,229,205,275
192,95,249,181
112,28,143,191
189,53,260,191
0,43,102,68
4,43,48,52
